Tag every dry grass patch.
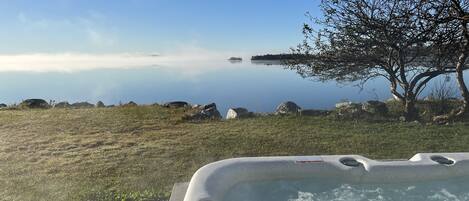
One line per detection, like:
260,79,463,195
0,106,469,200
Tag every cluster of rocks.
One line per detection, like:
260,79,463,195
335,100,388,118
14,99,138,109
160,101,224,121
8,98,390,121
274,101,330,116
161,98,388,121
176,100,333,122
162,101,190,108
226,108,253,119
164,100,351,122
182,102,222,122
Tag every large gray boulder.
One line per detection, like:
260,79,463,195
335,101,354,108
362,100,388,115
54,101,71,108
96,101,106,108
71,102,94,108
226,107,253,119
20,99,50,109
201,103,216,110
335,101,364,117
184,103,222,121
275,101,301,115
163,101,190,108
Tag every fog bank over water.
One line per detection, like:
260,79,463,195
0,48,251,72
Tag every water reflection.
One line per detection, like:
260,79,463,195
228,59,243,64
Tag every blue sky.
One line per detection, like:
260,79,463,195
0,0,320,55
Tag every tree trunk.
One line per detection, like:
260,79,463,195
431,50,467,124
455,51,469,117
390,76,404,102
454,19,469,118
431,3,469,124
404,97,418,121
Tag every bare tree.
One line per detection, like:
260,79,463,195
445,0,469,117
289,0,456,121
420,0,469,122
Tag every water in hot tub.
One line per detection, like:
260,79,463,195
223,178,469,201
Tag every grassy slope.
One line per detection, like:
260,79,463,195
0,106,469,200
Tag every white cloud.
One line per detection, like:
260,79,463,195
86,28,115,46
17,12,51,29
16,11,117,47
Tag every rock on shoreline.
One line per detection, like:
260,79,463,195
183,103,222,121
20,99,50,109
162,101,190,108
54,101,71,108
71,102,95,108
275,101,301,115
7,99,395,122
226,107,253,119
122,101,138,107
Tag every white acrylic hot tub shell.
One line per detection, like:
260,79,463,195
182,153,469,201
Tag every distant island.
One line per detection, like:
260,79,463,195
228,57,242,61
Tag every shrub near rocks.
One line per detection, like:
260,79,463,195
335,101,364,118
362,100,388,116
96,101,106,108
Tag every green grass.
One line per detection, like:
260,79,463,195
1,106,469,200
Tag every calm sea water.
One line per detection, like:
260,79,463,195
0,60,455,115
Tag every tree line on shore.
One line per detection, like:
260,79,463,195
289,0,469,123
251,54,312,61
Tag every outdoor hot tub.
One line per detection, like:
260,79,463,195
172,153,469,201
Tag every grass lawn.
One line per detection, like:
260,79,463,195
1,106,469,200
